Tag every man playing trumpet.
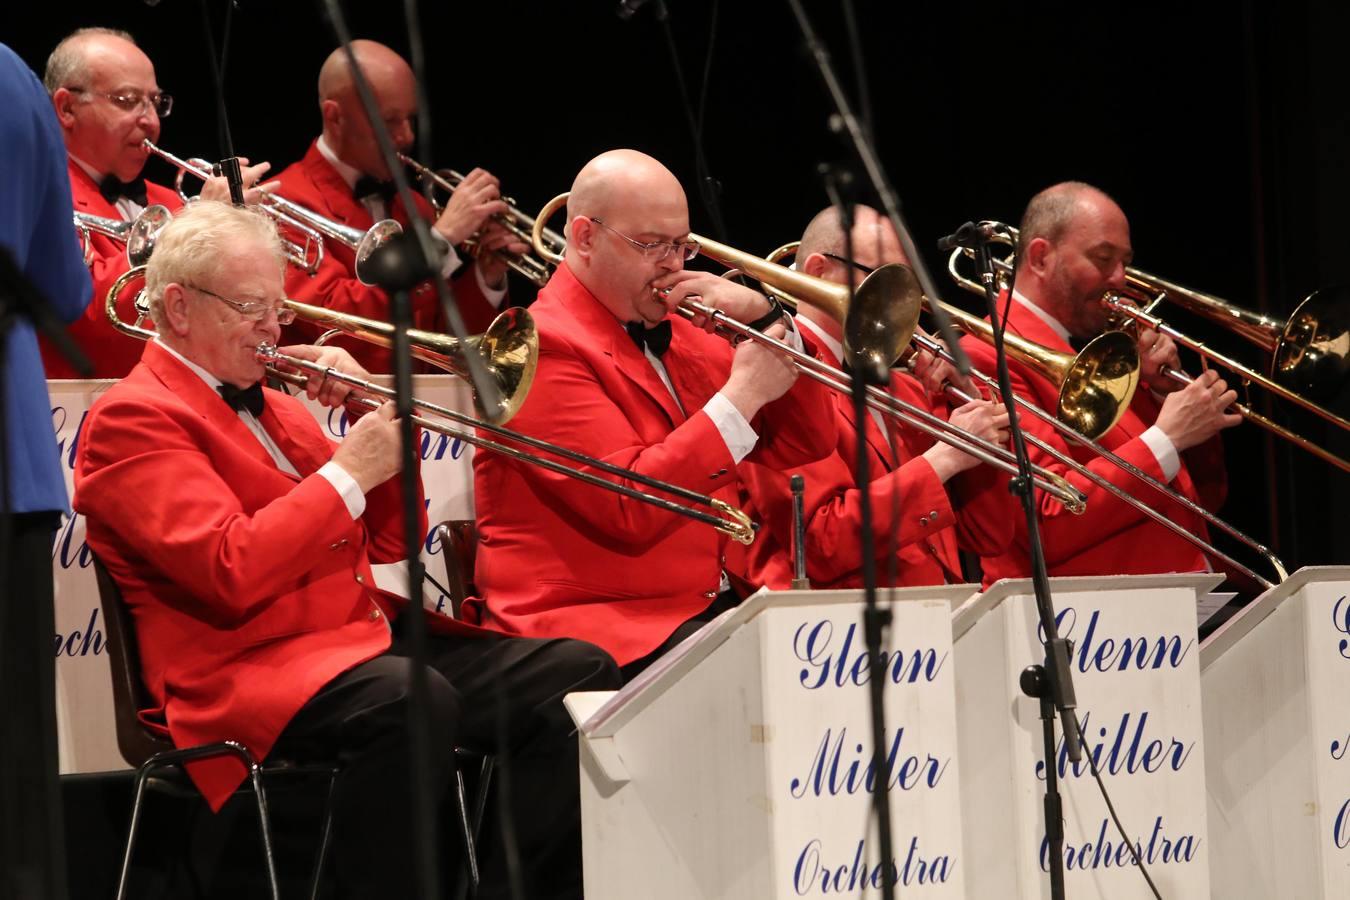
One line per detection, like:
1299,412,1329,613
274,40,524,372
960,181,1240,582
41,27,272,377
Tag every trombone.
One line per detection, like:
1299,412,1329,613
74,205,173,267
947,221,1350,474
103,266,756,545
400,154,564,288
143,140,402,286
528,193,1089,515
740,242,1288,589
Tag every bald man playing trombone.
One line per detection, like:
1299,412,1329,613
74,200,619,900
737,204,1016,590
467,149,837,681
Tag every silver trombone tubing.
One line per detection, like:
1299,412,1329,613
255,343,756,545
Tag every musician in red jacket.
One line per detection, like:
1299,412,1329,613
274,40,523,372
74,201,619,900
467,149,836,679
41,27,272,377
739,205,1016,590
960,181,1239,583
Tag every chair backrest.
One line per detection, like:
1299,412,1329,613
435,520,479,619
92,556,174,767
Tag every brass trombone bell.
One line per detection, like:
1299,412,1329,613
281,298,538,425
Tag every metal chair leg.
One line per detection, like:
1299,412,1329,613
115,762,159,900
308,770,339,900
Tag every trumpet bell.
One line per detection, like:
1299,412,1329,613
126,204,173,267
1058,331,1140,440
1272,287,1350,402
844,264,923,381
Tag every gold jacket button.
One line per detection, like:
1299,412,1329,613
355,573,365,584
930,509,940,520
368,607,382,621
919,516,929,527
703,590,717,599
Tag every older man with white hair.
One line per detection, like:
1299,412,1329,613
74,200,619,899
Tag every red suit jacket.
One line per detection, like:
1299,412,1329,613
739,317,1013,590
465,263,837,665
273,141,501,372
73,341,486,810
959,296,1227,583
40,160,184,378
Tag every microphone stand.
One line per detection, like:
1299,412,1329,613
318,3,514,896
821,161,899,898
963,234,1079,900
194,0,245,205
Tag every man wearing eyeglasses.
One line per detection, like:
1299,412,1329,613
466,149,836,681
736,204,1016,591
273,40,523,373
39,27,274,379
74,200,621,899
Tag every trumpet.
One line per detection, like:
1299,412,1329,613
946,221,1350,474
143,140,402,286
400,154,563,288
74,205,173,267
529,193,1090,516
103,266,754,544
728,241,1288,589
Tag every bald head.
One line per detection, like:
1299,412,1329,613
566,149,686,225
1015,181,1123,266
797,204,907,270
1014,181,1132,338
43,27,140,94
317,40,417,179
563,150,691,324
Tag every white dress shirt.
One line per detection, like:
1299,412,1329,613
155,338,367,519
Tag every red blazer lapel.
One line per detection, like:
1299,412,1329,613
69,158,120,218
259,398,335,478
141,343,282,472
298,141,365,227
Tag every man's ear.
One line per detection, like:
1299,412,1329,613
160,284,192,337
799,252,830,279
51,88,79,129
569,216,596,257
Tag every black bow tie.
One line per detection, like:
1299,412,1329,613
217,381,265,417
99,175,148,207
626,320,672,357
353,175,396,204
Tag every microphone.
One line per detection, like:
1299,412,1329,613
936,221,1008,252
616,0,665,21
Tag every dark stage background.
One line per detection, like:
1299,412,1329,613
9,0,1348,575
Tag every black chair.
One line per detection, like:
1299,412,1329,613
436,519,497,899
94,558,339,900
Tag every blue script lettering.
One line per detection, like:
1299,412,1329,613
1043,608,1193,672
1334,798,1350,850
1035,710,1194,780
1040,816,1199,871
51,512,94,571
793,620,946,689
52,405,88,471
792,837,951,894
1332,733,1350,761
789,727,948,798
1333,596,1350,659
53,607,104,658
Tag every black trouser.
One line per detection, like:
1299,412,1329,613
271,628,620,900
0,512,68,900
618,588,741,683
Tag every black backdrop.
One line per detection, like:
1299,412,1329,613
10,0,1349,572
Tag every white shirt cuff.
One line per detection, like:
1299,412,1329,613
705,391,758,463
474,262,509,309
433,234,465,281
1141,426,1181,482
318,461,367,519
